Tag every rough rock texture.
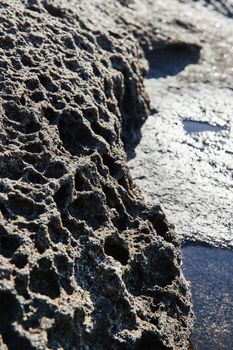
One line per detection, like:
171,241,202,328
0,1,193,349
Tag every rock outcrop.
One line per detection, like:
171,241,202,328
0,1,193,349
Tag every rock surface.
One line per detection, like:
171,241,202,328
129,0,233,248
0,1,193,349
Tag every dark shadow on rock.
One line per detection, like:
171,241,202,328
146,43,201,79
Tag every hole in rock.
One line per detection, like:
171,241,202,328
0,234,20,258
96,33,113,52
8,194,41,218
68,192,107,230
24,119,41,134
82,107,98,122
27,170,45,184
48,220,69,244
24,143,43,154
55,255,70,274
102,153,123,179
74,94,85,105
2,327,35,350
0,159,23,180
43,3,65,17
38,75,58,92
136,332,167,350
21,54,34,67
0,291,21,331
29,265,60,299
30,90,45,103
0,202,10,219
58,118,95,156
153,217,169,236
104,236,129,265
25,77,40,91
14,274,30,298
43,106,59,124
11,253,28,269
74,171,88,191
147,43,200,78
4,103,24,123
45,162,66,179
53,184,71,211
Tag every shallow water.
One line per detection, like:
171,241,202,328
182,244,233,350
182,120,224,134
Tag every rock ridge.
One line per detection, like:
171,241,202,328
0,1,193,349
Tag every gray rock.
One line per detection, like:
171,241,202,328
129,0,233,248
0,1,193,349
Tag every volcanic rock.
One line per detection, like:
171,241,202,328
0,1,193,349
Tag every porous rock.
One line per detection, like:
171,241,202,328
0,1,193,349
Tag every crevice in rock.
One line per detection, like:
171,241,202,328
104,236,129,265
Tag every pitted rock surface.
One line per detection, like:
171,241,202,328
0,1,193,349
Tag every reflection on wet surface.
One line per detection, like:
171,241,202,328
182,244,233,350
129,79,233,247
183,120,224,134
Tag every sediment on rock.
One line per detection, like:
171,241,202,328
0,1,193,349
